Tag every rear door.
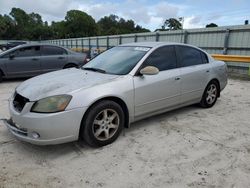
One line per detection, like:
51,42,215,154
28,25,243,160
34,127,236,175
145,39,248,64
5,46,41,77
175,45,211,104
40,45,68,73
133,46,181,118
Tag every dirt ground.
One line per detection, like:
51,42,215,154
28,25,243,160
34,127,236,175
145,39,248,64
0,78,250,188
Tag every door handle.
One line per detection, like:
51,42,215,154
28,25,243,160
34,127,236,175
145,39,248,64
206,70,210,73
175,77,180,80
58,57,65,59
32,58,38,61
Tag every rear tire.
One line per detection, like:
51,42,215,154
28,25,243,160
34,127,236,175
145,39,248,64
81,100,124,147
200,81,219,108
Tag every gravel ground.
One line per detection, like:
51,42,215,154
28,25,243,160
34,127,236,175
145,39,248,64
0,78,250,188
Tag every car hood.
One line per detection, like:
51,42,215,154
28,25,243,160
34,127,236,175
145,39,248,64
16,68,120,101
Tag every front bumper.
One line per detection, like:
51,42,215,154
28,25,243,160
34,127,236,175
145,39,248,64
4,98,87,145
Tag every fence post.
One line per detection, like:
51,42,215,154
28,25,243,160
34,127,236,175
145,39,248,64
107,36,109,49
96,37,99,50
88,38,91,58
66,40,68,48
156,32,160,42
183,30,188,44
223,29,230,55
76,39,78,51
134,34,138,42
81,38,84,53
70,39,73,49
119,36,122,45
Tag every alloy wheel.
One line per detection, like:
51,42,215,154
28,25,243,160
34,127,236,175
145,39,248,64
206,84,217,105
92,109,120,141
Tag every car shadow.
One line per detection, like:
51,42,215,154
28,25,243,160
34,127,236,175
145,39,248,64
2,77,30,83
127,104,200,132
6,104,205,158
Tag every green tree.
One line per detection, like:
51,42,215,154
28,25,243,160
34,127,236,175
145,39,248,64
97,14,150,35
0,8,151,40
0,15,16,39
97,14,119,35
9,8,31,39
0,15,7,37
162,18,182,30
206,23,218,28
7,8,51,40
64,10,98,38
51,21,67,39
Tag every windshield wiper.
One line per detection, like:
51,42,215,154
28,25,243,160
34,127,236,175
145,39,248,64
82,67,106,74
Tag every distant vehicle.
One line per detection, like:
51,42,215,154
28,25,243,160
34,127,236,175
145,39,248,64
0,41,27,51
0,44,87,82
2,42,227,147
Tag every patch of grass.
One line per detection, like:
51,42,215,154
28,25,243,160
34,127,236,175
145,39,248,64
228,73,250,81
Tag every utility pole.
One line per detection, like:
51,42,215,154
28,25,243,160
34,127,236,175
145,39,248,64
179,17,184,29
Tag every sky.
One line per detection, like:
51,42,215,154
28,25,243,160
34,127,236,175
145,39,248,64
0,0,249,31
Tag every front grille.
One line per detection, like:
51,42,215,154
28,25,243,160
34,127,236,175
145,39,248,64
13,92,29,112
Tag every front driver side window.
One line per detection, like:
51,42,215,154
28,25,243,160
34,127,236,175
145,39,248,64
12,46,40,58
143,46,177,71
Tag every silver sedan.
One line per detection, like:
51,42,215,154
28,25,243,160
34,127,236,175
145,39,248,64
2,42,227,147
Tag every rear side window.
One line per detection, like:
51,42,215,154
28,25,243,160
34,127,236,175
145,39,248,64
42,46,67,56
201,52,209,64
143,46,177,71
176,46,204,67
12,46,40,57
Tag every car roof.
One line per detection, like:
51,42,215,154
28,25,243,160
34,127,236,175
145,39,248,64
119,42,199,49
119,42,210,55
16,43,63,48
0,43,72,56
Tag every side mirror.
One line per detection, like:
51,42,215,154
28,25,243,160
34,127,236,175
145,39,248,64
9,54,15,59
140,66,159,75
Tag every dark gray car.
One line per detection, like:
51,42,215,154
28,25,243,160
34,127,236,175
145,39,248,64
0,44,87,82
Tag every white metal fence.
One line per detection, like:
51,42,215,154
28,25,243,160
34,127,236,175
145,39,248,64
42,24,250,56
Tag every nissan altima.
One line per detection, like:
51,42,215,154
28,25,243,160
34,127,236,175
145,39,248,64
2,42,227,147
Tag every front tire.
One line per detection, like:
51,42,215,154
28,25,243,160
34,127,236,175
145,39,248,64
200,81,219,108
81,100,124,147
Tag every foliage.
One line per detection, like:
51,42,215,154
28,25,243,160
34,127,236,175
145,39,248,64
64,10,98,37
97,14,150,35
206,23,218,28
160,18,183,31
0,8,150,40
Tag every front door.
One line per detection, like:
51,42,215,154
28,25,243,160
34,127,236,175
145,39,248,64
133,46,181,118
5,46,41,77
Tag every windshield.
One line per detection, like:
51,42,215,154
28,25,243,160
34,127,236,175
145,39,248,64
83,46,150,75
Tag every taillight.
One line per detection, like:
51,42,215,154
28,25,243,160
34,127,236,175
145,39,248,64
84,57,90,64
83,57,87,64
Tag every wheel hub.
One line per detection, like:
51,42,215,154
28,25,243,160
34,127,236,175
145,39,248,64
92,109,120,141
206,84,217,105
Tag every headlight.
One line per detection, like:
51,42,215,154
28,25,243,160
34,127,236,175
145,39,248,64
31,95,72,113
